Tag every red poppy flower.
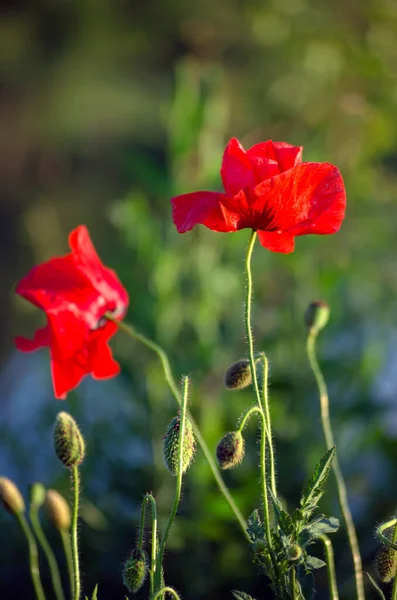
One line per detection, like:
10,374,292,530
171,138,346,253
15,225,129,399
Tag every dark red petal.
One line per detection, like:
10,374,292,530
220,138,258,196
171,191,239,233
272,142,303,171
50,350,88,399
247,162,346,234
15,325,51,352
257,231,295,253
246,141,281,181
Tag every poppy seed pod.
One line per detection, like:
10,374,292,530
287,544,303,561
216,431,245,470
0,477,25,515
225,359,252,390
122,548,148,593
376,546,397,583
45,489,71,530
305,301,330,335
53,412,85,469
29,482,46,509
163,415,195,476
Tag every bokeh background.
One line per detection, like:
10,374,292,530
2,0,397,598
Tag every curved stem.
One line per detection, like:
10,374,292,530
30,504,65,600
71,467,81,600
107,314,248,540
259,352,277,496
138,494,157,597
155,377,189,591
306,333,364,600
238,405,263,431
16,512,46,600
152,587,181,600
60,528,74,599
375,519,397,551
319,534,339,600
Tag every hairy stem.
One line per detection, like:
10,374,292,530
155,377,189,592
152,587,181,600
319,534,339,600
60,528,74,599
16,512,46,600
306,333,364,600
30,504,65,600
259,352,277,496
106,314,248,540
71,467,81,600
375,519,397,551
138,494,157,597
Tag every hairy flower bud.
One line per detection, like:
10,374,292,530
305,301,330,335
163,415,195,476
45,489,71,530
225,359,252,390
53,412,85,469
287,544,303,561
122,548,148,593
376,546,397,583
0,477,25,515
216,431,245,470
29,482,46,509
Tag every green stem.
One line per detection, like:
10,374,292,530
319,534,339,600
30,504,65,600
106,314,248,540
391,523,397,600
306,333,364,600
238,405,263,431
152,587,181,600
375,519,397,551
244,230,277,582
16,512,46,600
71,467,81,600
138,494,157,597
290,567,297,600
259,352,277,496
155,377,189,592
60,528,74,599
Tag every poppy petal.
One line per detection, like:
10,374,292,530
89,322,120,379
249,162,346,234
257,231,295,253
272,142,303,171
171,191,238,233
15,326,51,352
220,138,258,196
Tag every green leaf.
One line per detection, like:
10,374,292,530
232,592,256,600
305,555,326,570
300,447,336,515
91,584,99,600
296,567,315,600
366,572,386,600
268,487,295,537
299,516,339,547
247,509,264,542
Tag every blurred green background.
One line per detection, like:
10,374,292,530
2,0,397,598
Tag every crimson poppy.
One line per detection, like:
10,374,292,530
171,138,346,253
15,225,128,399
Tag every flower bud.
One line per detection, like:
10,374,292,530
225,359,252,390
163,414,195,476
376,546,397,583
29,482,46,509
45,489,71,530
216,431,245,470
0,477,25,515
53,412,85,469
305,301,330,335
287,544,303,561
122,548,148,593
